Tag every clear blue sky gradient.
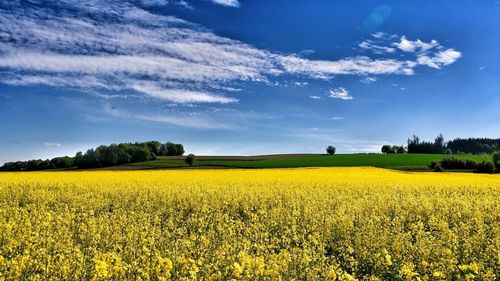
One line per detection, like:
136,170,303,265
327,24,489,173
0,0,499,163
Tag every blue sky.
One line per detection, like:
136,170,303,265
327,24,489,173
0,0,499,163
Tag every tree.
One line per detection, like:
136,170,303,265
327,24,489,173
166,142,178,156
326,146,336,155
381,145,392,154
130,145,151,162
433,134,446,154
176,144,185,156
396,146,406,154
50,156,74,169
145,141,161,157
185,154,195,166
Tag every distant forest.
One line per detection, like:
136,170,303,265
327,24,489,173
0,141,184,171
407,135,500,154
381,135,499,155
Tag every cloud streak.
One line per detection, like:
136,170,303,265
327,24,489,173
0,1,461,106
359,35,461,70
210,0,240,7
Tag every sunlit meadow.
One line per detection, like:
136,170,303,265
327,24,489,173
1,168,499,280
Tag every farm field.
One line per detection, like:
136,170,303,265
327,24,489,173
124,153,488,171
1,168,499,280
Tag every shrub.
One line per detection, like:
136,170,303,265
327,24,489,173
440,157,477,170
428,161,443,172
493,151,500,171
185,154,195,166
474,160,495,174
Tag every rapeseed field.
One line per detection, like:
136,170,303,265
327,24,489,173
0,168,499,280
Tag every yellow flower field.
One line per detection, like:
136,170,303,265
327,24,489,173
0,168,499,280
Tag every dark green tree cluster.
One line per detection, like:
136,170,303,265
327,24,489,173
381,145,406,154
0,141,184,171
429,155,497,174
159,142,185,156
73,141,184,168
407,134,446,154
0,157,74,171
0,156,73,171
407,134,499,154
446,138,500,154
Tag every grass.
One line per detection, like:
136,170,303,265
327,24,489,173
122,153,488,171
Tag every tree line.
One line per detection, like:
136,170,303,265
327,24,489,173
0,141,184,171
382,134,500,154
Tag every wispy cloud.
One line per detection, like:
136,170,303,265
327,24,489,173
360,77,377,84
0,1,461,107
104,106,230,129
330,116,345,120
131,82,238,104
211,0,240,7
310,95,322,100
358,34,462,72
286,128,387,153
44,142,62,147
359,40,396,54
329,88,353,100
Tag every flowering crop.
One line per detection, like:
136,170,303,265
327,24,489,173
0,168,499,280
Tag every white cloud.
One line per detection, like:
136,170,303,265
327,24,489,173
360,34,461,72
358,40,396,54
44,142,62,147
0,1,461,107
131,82,238,104
211,0,240,7
329,88,353,100
330,116,344,120
278,56,417,77
294,81,308,86
371,32,396,40
360,77,377,84
310,95,322,100
298,49,316,56
394,36,439,53
417,49,461,69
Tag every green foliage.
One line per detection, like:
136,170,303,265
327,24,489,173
473,155,496,173
185,154,195,166
163,142,185,156
493,151,500,171
326,146,336,155
382,145,406,154
439,157,477,170
447,138,500,154
474,159,495,174
381,145,392,154
1,141,185,171
407,134,446,154
135,154,487,171
50,156,74,169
